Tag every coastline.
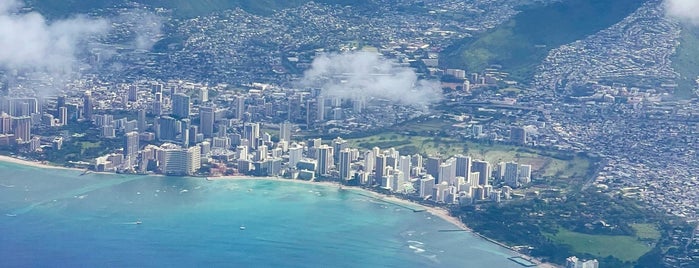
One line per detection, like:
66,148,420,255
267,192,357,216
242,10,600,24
0,155,83,172
209,176,472,232
0,158,556,267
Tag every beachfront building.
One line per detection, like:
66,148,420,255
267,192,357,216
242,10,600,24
158,144,201,176
566,256,599,268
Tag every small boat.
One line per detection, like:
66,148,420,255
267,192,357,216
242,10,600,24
239,225,246,230
135,221,142,225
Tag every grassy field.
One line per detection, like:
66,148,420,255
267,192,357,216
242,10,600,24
80,141,101,152
545,227,657,262
442,0,643,82
631,223,662,241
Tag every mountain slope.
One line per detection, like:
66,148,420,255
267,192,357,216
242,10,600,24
441,0,646,82
672,25,699,98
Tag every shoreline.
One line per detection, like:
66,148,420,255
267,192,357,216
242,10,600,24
0,157,556,267
209,175,472,231
0,155,83,172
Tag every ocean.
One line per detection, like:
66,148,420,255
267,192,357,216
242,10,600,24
0,161,523,267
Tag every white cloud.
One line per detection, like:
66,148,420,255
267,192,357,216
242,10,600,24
0,0,109,82
665,0,699,25
300,52,442,106
117,9,164,51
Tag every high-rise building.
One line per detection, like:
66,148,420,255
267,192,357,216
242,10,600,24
243,122,260,149
288,144,303,167
128,85,138,102
439,159,456,186
426,156,442,182
12,116,31,142
455,155,472,178
472,125,483,137
375,154,387,182
317,145,332,176
153,92,163,116
0,113,11,134
101,125,116,138
280,121,292,142
364,150,375,181
510,126,527,145
519,164,532,185
332,137,348,163
171,93,191,119
339,149,352,180
83,91,93,120
471,160,491,186
9,98,38,117
399,155,411,181
199,88,208,103
138,108,147,133
199,106,215,138
235,96,245,120
152,83,163,94
316,96,325,122
159,144,201,176
124,131,140,168
412,154,423,171
58,107,68,126
420,176,435,198
188,126,201,143
41,113,54,127
504,161,520,188
56,96,66,114
158,116,179,141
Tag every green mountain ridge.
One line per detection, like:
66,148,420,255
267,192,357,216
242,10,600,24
441,0,647,83
672,25,699,98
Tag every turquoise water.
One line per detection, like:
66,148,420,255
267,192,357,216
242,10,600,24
0,161,522,267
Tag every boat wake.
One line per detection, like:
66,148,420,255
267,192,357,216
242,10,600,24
409,245,426,253
5,213,17,217
0,184,15,188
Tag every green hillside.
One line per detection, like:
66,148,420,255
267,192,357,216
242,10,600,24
441,0,646,82
672,26,699,98
26,0,363,18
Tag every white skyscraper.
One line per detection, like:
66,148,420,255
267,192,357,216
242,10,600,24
280,121,292,142
288,144,303,168
504,162,520,188
124,131,140,168
420,176,435,198
399,155,411,181
438,159,456,186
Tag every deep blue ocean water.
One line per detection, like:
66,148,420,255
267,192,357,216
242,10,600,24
0,161,522,267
